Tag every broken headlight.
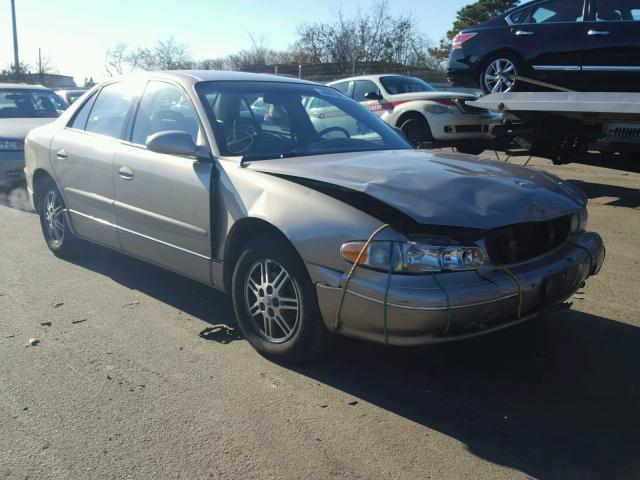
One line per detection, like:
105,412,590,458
340,241,485,273
570,210,588,234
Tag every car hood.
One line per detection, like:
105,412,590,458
248,149,586,230
387,91,477,103
0,117,56,139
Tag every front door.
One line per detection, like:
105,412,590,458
581,0,640,89
113,80,214,285
50,82,139,249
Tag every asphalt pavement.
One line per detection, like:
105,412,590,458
1,155,639,479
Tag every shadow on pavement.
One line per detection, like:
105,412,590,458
568,179,640,209
68,242,639,479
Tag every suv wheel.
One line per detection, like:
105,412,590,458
231,235,332,362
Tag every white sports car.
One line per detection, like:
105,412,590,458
327,74,500,155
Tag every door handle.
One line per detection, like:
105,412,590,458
515,30,535,36
118,165,135,180
56,149,68,160
588,29,610,36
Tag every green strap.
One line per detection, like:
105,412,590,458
431,274,452,335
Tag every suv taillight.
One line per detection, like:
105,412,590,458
452,32,477,50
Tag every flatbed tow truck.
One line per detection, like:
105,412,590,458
469,91,640,165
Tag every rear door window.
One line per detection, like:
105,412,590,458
331,81,351,96
85,82,137,139
530,0,584,23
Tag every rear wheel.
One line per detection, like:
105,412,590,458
481,54,521,94
37,180,81,257
400,115,433,148
231,235,332,362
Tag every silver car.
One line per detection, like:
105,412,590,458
24,71,605,362
1,83,67,187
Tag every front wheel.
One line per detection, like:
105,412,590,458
231,235,332,362
400,116,433,148
37,180,82,257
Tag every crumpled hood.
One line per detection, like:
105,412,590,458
0,117,56,139
389,91,476,103
248,149,587,230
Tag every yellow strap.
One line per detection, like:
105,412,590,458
335,224,390,331
501,266,524,320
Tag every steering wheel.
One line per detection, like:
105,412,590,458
317,126,351,139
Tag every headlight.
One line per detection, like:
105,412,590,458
570,210,588,234
0,139,24,151
423,104,452,114
341,241,485,273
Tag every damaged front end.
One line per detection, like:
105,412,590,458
246,149,605,345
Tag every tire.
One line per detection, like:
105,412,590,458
480,54,523,94
37,179,82,257
400,115,433,148
231,235,332,363
456,144,485,155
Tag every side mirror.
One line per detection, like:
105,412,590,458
364,91,382,101
146,130,202,157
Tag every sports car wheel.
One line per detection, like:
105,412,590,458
231,235,332,362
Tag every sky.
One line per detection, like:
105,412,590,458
0,0,471,85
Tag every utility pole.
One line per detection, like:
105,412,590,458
11,0,21,81
38,48,43,83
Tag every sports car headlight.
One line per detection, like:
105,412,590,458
570,209,588,234
340,241,485,273
0,139,24,151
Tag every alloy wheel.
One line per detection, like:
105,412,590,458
44,190,65,245
484,58,517,93
244,259,300,343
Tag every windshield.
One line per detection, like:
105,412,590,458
380,76,436,95
0,89,67,118
196,81,411,160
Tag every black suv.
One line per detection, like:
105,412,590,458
447,0,640,93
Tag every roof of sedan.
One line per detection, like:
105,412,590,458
0,83,52,90
141,70,320,86
327,74,402,84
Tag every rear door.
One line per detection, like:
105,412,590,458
581,0,640,88
509,0,588,84
50,81,139,249
113,80,214,285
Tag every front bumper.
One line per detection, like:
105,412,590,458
428,113,500,141
0,151,26,187
311,232,605,346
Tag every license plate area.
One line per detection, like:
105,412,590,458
542,264,581,304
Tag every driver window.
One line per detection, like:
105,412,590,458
352,80,380,102
131,81,200,146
